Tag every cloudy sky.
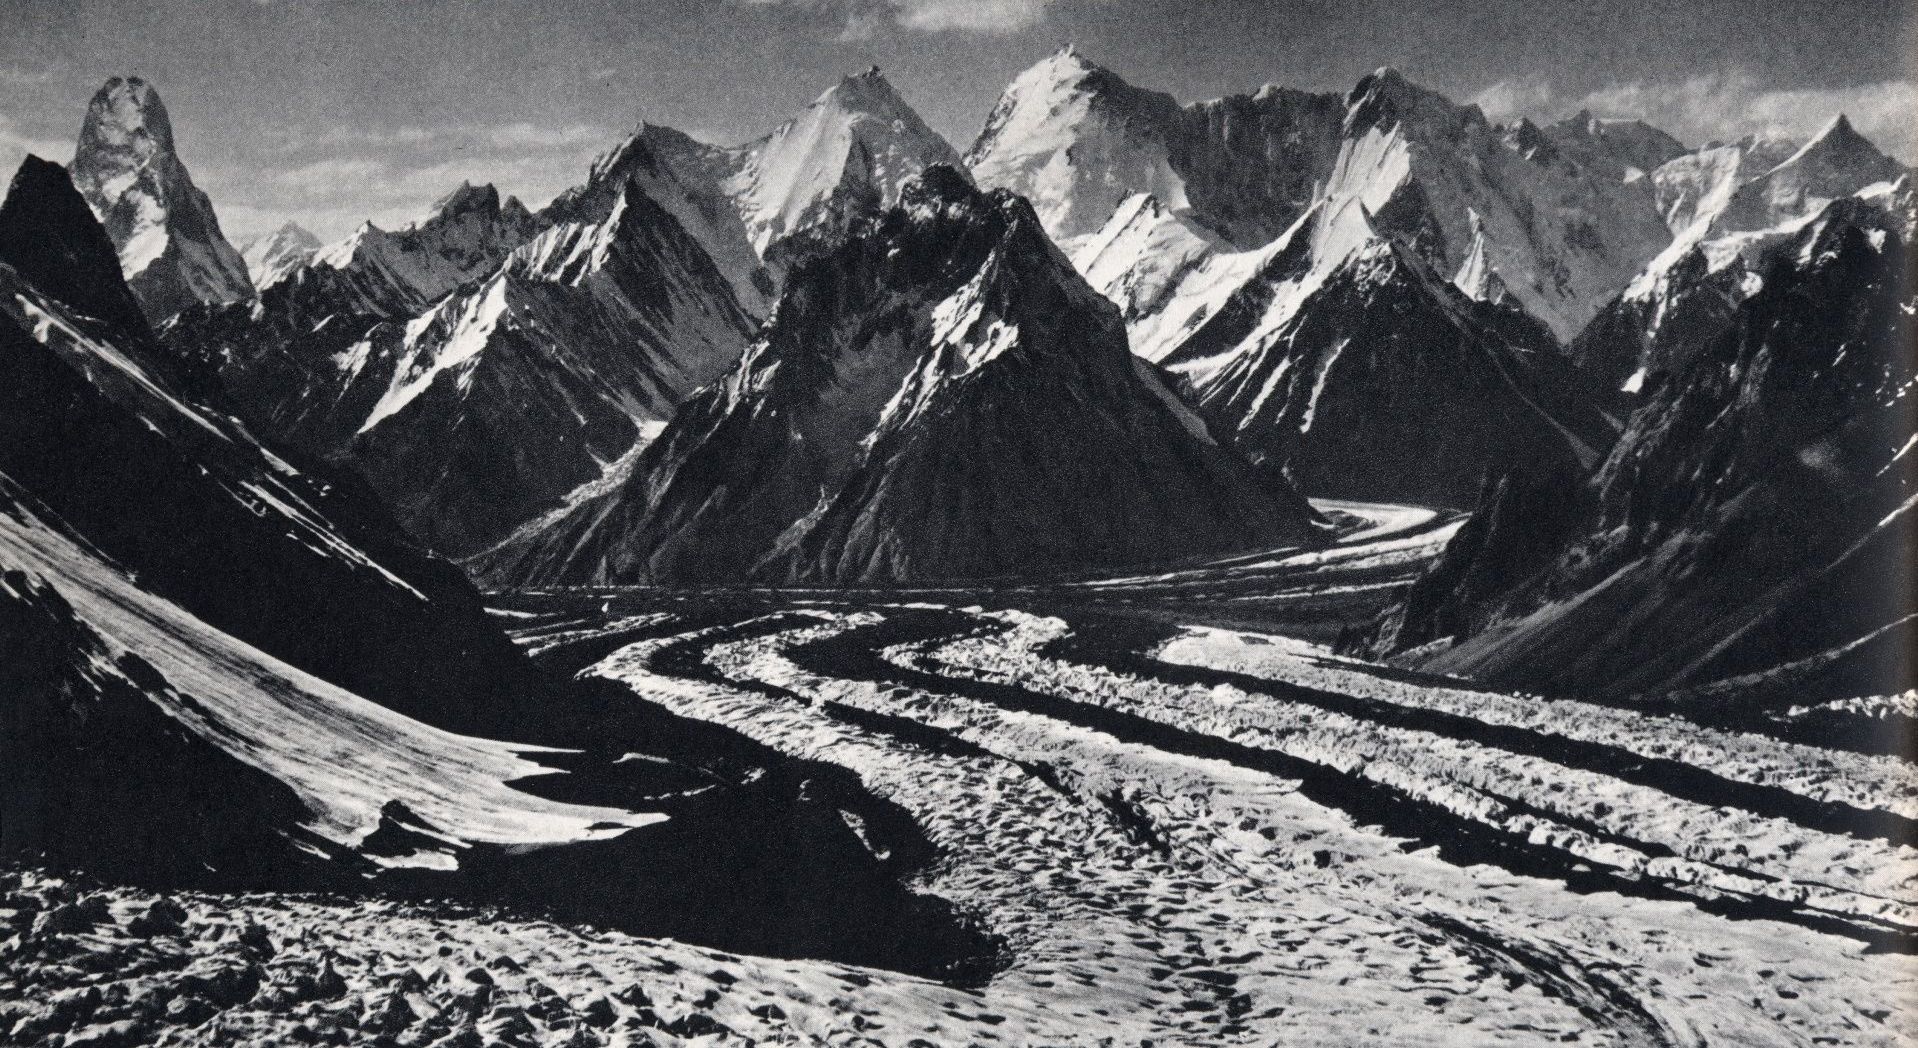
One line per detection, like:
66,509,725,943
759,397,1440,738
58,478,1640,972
1,0,1911,244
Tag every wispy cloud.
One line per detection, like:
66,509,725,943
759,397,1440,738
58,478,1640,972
200,119,618,241
739,0,1065,39
0,67,60,88
1471,70,1918,163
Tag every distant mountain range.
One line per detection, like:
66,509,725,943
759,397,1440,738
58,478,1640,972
10,49,1913,704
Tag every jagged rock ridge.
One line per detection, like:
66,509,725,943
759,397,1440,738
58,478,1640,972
167,165,755,558
477,166,1327,587
1573,115,1912,392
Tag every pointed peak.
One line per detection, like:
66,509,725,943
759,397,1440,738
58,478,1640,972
3,155,101,230
263,220,321,248
0,155,152,334
1346,66,1471,135
836,63,891,88
1048,42,1097,66
1348,66,1435,108
1018,42,1110,86
79,75,176,156
822,65,906,106
1505,117,1558,162
422,181,503,225
1803,112,1873,152
803,66,933,133
1775,112,1896,173
91,75,165,111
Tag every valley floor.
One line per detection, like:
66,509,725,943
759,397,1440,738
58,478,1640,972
7,503,1913,1047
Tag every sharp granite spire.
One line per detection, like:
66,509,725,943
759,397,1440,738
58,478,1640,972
67,76,254,321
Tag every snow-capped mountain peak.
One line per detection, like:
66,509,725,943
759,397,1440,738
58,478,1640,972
240,220,322,289
1574,111,1906,393
1321,66,1674,340
296,182,539,318
1768,113,1903,182
723,66,967,263
966,47,1187,247
68,76,253,321
1343,66,1475,138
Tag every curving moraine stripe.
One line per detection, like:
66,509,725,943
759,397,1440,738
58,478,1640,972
773,607,1917,952
1044,612,1918,845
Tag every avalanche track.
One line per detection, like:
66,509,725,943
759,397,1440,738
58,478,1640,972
483,503,1916,1046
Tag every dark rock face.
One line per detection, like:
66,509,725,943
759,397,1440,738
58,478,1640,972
1567,243,1751,396
1373,200,1916,699
0,157,154,339
479,166,1326,587
1543,111,1688,183
1169,87,1350,247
